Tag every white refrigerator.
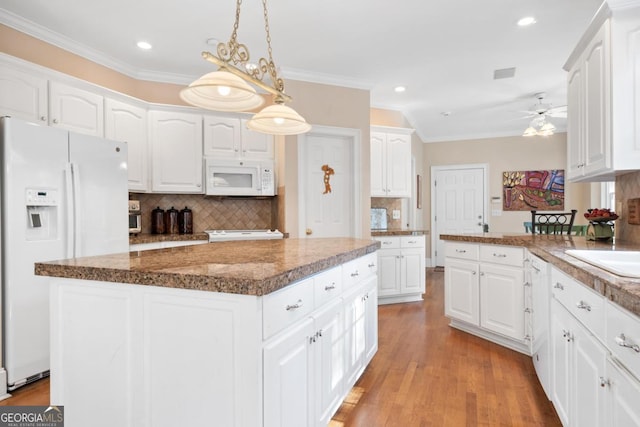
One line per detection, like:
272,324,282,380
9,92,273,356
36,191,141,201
0,117,129,391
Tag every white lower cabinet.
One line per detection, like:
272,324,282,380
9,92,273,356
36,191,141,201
444,242,528,353
375,235,425,304
263,254,378,427
529,255,551,399
606,357,640,426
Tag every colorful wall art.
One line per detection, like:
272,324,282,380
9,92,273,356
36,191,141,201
502,169,565,211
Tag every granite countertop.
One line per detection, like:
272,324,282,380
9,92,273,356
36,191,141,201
35,238,380,296
129,233,209,245
371,229,428,236
440,233,640,317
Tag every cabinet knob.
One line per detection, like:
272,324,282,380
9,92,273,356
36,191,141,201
52,118,59,124
471,271,477,275
306,228,313,235
40,116,46,121
599,377,611,388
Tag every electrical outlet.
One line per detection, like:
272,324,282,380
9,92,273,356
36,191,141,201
392,210,400,219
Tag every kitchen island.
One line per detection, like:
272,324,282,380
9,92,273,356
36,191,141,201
36,238,380,427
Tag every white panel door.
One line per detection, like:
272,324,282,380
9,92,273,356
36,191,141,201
49,81,104,136
377,248,401,296
433,166,485,266
479,264,525,340
301,128,354,238
385,133,411,197
105,98,148,192
264,318,315,427
551,299,572,427
240,119,274,159
573,323,607,427
0,66,48,123
203,115,241,158
370,131,386,196
401,248,425,293
607,357,640,427
363,278,378,364
444,259,479,325
567,64,584,180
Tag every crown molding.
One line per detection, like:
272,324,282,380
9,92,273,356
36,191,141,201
281,66,374,91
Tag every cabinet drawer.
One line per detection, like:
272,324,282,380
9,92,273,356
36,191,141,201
444,242,479,261
342,253,377,289
551,267,604,338
479,245,524,267
375,237,400,249
401,235,425,248
606,301,640,380
313,266,343,308
263,278,314,339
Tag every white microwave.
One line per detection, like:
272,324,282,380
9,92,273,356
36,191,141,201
205,158,276,196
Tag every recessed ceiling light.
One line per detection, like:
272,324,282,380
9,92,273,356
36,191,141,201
137,41,152,50
517,16,537,27
441,111,452,117
394,86,406,93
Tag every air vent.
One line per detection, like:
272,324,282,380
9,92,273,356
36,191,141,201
493,67,516,80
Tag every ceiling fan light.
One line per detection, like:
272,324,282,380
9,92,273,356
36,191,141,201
247,103,312,135
540,122,556,132
523,126,538,137
179,70,265,112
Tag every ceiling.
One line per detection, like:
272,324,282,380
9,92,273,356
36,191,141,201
0,0,603,142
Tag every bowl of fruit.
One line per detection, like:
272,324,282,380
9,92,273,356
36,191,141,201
584,208,619,223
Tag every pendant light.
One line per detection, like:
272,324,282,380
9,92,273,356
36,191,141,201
180,0,311,136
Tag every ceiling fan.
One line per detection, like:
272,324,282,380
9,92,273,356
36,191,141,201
521,92,567,137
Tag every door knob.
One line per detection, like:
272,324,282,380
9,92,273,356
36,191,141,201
306,228,313,235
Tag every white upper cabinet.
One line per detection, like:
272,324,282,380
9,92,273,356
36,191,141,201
149,110,203,193
370,126,413,197
565,4,640,181
0,66,48,123
49,81,104,136
105,98,148,192
203,115,273,160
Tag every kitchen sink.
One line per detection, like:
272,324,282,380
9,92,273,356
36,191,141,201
565,250,640,278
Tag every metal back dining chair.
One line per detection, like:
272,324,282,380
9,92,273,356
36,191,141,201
530,210,577,235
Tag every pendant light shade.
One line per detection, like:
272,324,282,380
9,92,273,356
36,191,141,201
523,126,537,137
247,103,312,135
179,70,265,112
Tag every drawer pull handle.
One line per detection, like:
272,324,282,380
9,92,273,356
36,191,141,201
615,333,640,353
286,299,303,311
408,240,417,244
531,265,541,273
524,282,532,287
350,271,359,277
383,241,392,245
325,283,336,291
553,282,564,290
493,253,507,258
576,301,591,312
524,308,532,313
368,262,376,268
455,249,466,253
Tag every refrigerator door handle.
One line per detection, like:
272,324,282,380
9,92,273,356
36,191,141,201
71,162,82,258
64,163,75,259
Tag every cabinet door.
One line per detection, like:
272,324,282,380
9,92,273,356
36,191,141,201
105,98,148,192
377,248,401,296
313,299,344,427
479,264,525,340
343,286,366,389
401,248,425,294
573,323,607,427
241,119,274,159
264,317,315,427
567,63,584,180
370,131,386,196
444,259,479,325
0,67,48,123
385,133,411,197
583,20,611,177
203,115,241,158
551,299,573,427
607,357,640,427
363,278,378,365
49,81,104,136
150,111,203,193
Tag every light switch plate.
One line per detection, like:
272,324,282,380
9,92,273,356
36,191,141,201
392,210,400,219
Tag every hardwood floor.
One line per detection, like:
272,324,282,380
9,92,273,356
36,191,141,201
331,269,561,426
0,269,560,426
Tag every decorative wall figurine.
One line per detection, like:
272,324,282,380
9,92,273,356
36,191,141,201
322,164,335,194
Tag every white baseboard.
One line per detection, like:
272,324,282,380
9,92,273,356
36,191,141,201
378,294,424,305
448,319,531,355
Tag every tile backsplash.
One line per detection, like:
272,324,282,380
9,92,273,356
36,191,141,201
616,170,640,244
133,193,276,234
371,197,403,229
